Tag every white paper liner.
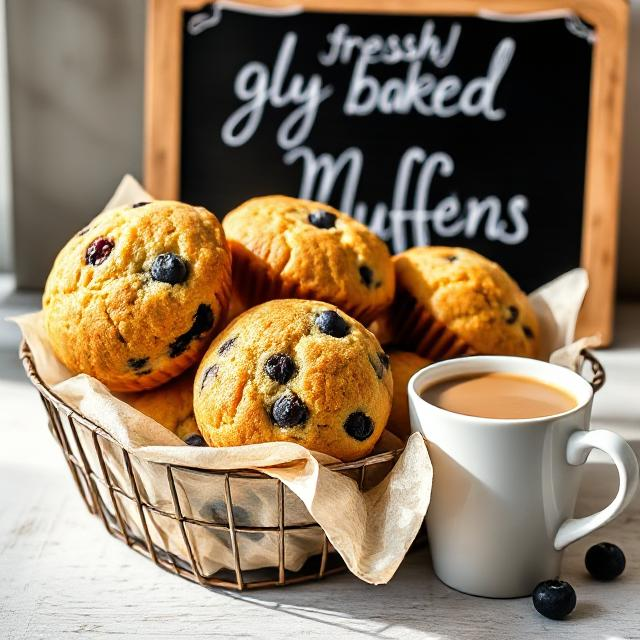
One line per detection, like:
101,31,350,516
12,175,601,585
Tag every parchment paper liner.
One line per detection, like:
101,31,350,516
11,175,601,585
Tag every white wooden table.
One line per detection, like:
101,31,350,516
1,289,639,640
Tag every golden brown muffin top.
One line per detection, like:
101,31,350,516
193,299,393,462
43,201,231,390
222,196,394,316
394,247,539,357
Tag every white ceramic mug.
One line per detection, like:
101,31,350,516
408,356,639,598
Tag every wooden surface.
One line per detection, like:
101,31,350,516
1,301,640,639
144,0,627,343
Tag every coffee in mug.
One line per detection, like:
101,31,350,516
420,372,577,420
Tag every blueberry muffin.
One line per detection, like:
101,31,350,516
390,247,539,359
386,351,431,441
126,369,205,445
222,196,394,324
193,299,393,461
43,201,232,391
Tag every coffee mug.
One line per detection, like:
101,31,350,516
408,356,639,598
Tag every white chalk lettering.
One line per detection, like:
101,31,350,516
285,145,529,251
344,37,514,119
219,20,529,251
318,21,461,68
221,32,332,149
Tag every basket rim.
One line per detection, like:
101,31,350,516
19,339,403,475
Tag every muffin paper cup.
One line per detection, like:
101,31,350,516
390,290,475,361
230,241,384,325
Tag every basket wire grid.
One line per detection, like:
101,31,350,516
19,341,604,591
20,341,404,591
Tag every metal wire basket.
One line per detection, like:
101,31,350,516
20,341,604,591
20,341,406,591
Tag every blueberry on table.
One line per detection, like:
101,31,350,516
151,253,188,285
344,411,374,441
585,542,626,581
85,237,114,266
185,434,206,447
315,310,349,338
532,580,576,620
308,209,336,229
271,392,309,427
265,353,296,384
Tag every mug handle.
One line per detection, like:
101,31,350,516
554,430,640,550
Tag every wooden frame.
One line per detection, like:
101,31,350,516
145,0,628,344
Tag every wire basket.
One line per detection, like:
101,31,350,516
20,341,604,591
20,340,408,591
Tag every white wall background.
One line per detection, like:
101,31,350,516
2,0,639,295
0,0,12,272
619,0,640,297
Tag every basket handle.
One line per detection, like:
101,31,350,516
578,348,606,393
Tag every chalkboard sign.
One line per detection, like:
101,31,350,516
145,0,628,343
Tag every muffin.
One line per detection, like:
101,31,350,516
193,299,393,461
126,369,205,445
386,351,431,441
391,247,539,359
222,196,394,324
43,200,232,391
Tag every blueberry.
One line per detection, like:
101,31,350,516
218,336,237,355
200,364,219,392
191,304,214,334
131,201,150,208
308,209,336,229
185,433,206,447
265,353,296,384
271,392,309,427
315,310,349,338
151,252,188,285
169,304,214,358
127,357,149,371
369,352,390,379
506,305,519,324
85,237,114,266
523,325,535,339
359,265,374,288
585,542,625,581
344,411,374,441
532,580,576,620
